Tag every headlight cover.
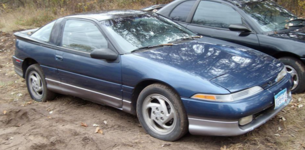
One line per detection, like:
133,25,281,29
275,67,287,83
191,86,263,102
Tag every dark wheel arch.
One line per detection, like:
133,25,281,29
273,52,303,61
131,79,182,114
22,58,38,78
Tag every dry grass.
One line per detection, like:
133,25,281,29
0,7,56,32
0,0,157,32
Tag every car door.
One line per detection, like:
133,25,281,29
55,18,122,108
186,0,260,49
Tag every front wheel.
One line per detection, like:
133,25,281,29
136,84,188,141
25,64,56,102
279,57,305,93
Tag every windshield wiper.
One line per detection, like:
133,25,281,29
288,18,305,22
131,43,175,53
169,35,203,43
286,18,305,27
182,35,203,40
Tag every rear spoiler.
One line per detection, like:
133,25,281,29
14,28,38,37
142,4,166,12
14,28,38,41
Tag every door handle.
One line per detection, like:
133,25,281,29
55,55,63,61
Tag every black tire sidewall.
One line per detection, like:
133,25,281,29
25,64,49,102
136,84,188,141
279,57,305,93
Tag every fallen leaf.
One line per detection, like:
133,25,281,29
94,127,103,134
3,110,7,115
95,127,100,133
81,122,88,127
98,129,103,134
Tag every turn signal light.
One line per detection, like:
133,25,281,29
192,94,216,101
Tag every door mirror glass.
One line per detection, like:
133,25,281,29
229,24,251,32
90,48,118,60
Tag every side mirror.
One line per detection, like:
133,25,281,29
229,24,251,32
90,48,118,60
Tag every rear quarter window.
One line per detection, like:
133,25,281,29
169,0,196,22
31,21,55,42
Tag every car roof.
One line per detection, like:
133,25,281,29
173,0,265,7
223,0,265,6
65,10,147,21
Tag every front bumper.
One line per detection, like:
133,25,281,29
182,74,292,136
188,97,291,136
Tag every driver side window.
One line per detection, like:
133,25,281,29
62,20,108,53
192,1,243,29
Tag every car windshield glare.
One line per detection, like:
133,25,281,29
101,14,196,53
242,1,297,32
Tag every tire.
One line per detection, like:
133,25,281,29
279,57,305,93
136,84,188,141
25,64,56,102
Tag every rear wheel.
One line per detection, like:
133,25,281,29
25,64,56,102
136,84,188,141
279,57,305,93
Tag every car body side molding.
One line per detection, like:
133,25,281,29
46,78,122,108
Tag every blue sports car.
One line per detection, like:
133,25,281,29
13,10,293,141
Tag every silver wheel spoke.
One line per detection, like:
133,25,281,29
142,94,177,135
146,103,160,109
32,87,39,94
36,87,43,92
154,120,171,129
30,76,37,82
287,68,297,77
162,111,174,124
285,65,299,90
158,98,169,115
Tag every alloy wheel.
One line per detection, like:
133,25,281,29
142,94,177,135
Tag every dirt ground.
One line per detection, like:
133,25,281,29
0,31,305,150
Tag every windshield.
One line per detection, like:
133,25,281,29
242,1,297,32
101,14,196,53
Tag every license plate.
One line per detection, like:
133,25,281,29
274,88,288,110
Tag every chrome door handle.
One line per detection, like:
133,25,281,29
55,55,63,61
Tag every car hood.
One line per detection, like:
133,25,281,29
269,26,305,42
132,37,283,92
